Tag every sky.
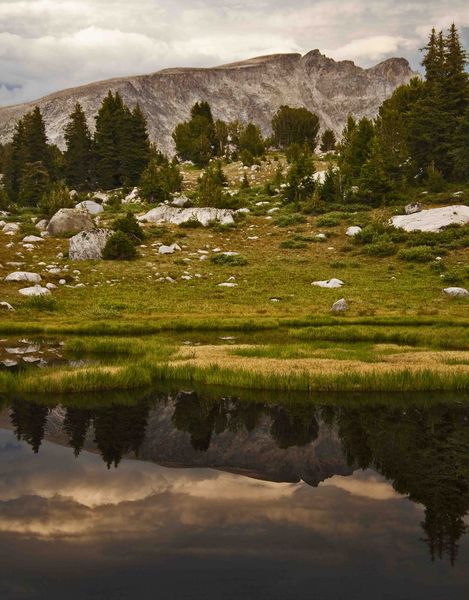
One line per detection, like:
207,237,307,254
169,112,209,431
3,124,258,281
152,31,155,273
0,0,468,106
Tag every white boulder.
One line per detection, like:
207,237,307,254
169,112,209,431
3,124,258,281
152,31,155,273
47,208,94,237
346,226,362,237
405,202,422,215
35,219,48,231
312,278,344,289
75,200,104,215
2,223,19,234
69,229,112,261
123,187,141,204
331,298,348,314
391,205,469,233
139,206,235,227
0,301,14,311
19,285,51,297
22,235,44,243
443,287,469,298
5,272,42,284
171,195,190,208
159,243,182,255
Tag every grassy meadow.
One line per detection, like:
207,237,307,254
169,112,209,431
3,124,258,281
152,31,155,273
1,155,468,395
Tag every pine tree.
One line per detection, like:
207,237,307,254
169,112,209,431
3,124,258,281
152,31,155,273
443,24,469,117
94,91,124,189
64,102,93,190
126,104,150,185
320,129,337,153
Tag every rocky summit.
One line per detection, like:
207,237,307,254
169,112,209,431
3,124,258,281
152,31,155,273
0,51,416,155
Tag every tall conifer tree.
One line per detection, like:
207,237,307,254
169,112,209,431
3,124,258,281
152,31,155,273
64,102,93,190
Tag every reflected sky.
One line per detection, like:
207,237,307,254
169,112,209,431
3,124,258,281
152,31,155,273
1,426,468,600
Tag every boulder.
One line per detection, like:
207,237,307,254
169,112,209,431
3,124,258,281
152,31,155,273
5,272,42,284
2,222,19,234
171,195,190,208
18,285,51,297
75,200,104,215
331,298,348,314
69,229,112,261
139,206,235,227
22,235,44,243
123,187,141,204
0,301,14,311
47,208,94,236
443,287,469,298
35,219,48,231
390,205,469,233
405,202,422,215
346,226,362,237
312,278,344,289
159,243,182,255
92,191,110,203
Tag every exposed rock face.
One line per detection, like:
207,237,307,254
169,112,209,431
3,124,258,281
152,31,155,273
69,229,112,261
47,208,94,237
391,205,469,232
139,205,235,226
0,51,416,155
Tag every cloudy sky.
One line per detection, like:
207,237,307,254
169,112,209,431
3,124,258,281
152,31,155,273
0,0,468,106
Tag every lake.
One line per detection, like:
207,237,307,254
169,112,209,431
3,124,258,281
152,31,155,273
0,389,468,599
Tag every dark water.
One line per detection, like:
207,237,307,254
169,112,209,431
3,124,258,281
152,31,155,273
0,390,468,599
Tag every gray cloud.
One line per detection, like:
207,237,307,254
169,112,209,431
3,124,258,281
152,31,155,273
0,0,468,105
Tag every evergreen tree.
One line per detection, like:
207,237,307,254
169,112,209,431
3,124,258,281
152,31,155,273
173,101,216,167
272,106,320,150
139,157,183,202
64,102,93,190
320,129,337,152
338,116,375,185
94,91,122,189
121,104,150,186
18,161,50,207
238,123,265,159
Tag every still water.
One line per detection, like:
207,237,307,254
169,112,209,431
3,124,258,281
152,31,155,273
0,389,468,599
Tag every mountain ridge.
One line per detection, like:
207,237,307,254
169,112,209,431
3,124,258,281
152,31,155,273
0,50,417,155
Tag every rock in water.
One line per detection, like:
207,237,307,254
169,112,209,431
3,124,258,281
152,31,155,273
69,229,112,260
139,206,235,227
75,200,104,215
443,287,469,298
47,208,94,237
5,271,42,284
18,285,51,297
331,298,348,314
391,205,469,233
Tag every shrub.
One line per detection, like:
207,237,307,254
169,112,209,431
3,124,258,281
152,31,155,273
179,218,203,229
280,238,308,249
316,212,344,227
273,214,307,227
112,212,144,243
24,295,57,312
440,266,469,285
19,220,40,236
210,253,247,266
102,231,137,260
398,246,436,263
39,182,74,216
139,159,183,202
363,241,397,257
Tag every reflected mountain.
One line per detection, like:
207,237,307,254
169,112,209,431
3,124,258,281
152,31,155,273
1,391,469,564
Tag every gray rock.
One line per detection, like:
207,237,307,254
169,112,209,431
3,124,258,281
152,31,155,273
331,298,348,314
2,222,19,234
22,235,44,243
139,206,235,227
69,229,112,261
0,301,14,311
35,219,48,231
5,271,42,284
312,278,344,289
171,195,190,208
159,243,182,255
47,208,94,237
75,200,104,215
405,202,422,215
346,226,362,237
18,285,51,297
443,287,469,298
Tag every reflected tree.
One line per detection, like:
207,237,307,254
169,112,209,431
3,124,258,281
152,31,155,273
10,399,50,454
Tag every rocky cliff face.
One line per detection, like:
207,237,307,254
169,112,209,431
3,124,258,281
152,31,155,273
0,50,416,155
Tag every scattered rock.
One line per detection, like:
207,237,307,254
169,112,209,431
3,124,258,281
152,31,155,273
391,205,469,233
139,206,235,227
312,278,344,289
123,187,141,204
159,243,182,255
2,223,19,234
47,208,94,237
331,298,348,314
18,285,51,297
0,302,14,311
5,271,42,284
75,200,104,215
22,235,44,243
69,229,112,260
218,282,238,288
315,233,327,240
35,219,48,231
405,202,422,215
443,287,469,298
346,226,362,237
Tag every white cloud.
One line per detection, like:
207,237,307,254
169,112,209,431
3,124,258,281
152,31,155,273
0,0,468,106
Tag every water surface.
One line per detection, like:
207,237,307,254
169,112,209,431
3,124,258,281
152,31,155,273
0,390,468,599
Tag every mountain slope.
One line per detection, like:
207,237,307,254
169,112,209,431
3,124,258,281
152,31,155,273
0,50,416,154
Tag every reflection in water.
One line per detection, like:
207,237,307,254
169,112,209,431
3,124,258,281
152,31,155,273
2,391,469,571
